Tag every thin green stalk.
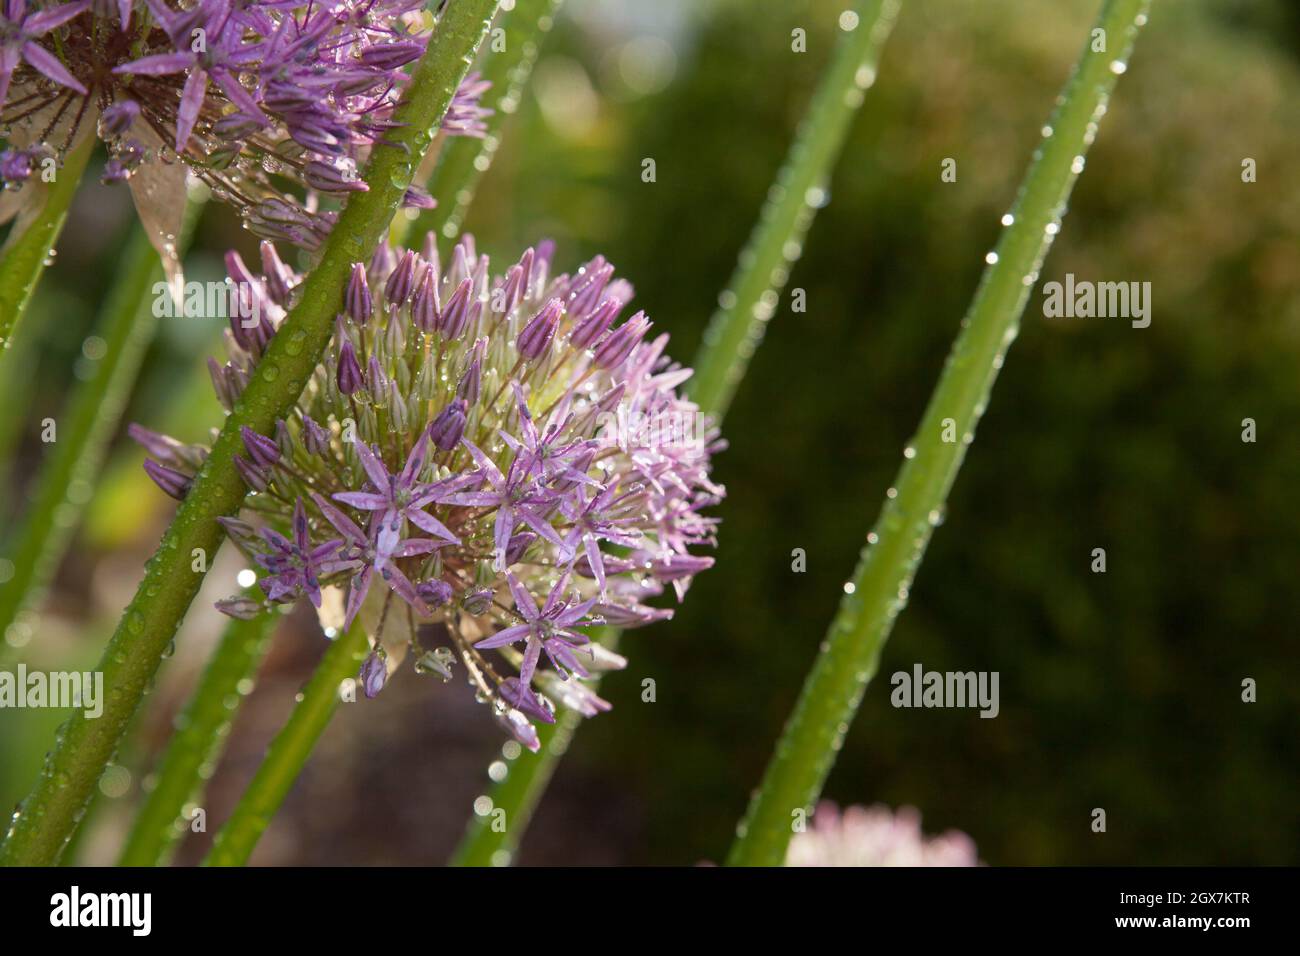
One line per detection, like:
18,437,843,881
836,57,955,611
118,611,278,866
204,2,563,867
451,630,614,866
726,0,1151,867
0,128,95,352
203,622,369,866
0,212,198,658
689,0,899,418
449,0,901,868
0,0,499,866
403,0,563,246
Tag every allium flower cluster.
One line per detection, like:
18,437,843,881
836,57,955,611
0,0,489,249
133,233,725,749
785,803,980,867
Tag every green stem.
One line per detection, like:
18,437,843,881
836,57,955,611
451,630,613,866
403,0,563,247
0,211,199,658
0,129,95,353
689,0,899,418
205,2,563,867
726,0,1151,867
0,0,499,866
203,622,369,867
449,0,901,868
118,611,278,867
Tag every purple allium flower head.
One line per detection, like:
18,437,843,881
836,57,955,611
786,803,981,868
0,0,491,269
138,235,723,745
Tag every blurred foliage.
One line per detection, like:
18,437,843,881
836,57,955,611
3,0,1297,865
464,0,1300,865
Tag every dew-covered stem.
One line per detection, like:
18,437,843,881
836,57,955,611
0,126,95,354
448,0,902,869
402,0,563,247
0,0,499,866
203,621,368,867
118,610,277,866
441,1,899,868
725,0,1151,867
0,208,199,658
450,631,613,866
688,0,899,419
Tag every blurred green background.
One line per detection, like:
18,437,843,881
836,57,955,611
2,0,1298,865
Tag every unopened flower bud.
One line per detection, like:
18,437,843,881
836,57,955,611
517,298,562,360
359,650,388,699
429,398,468,451
346,263,372,325
143,460,192,500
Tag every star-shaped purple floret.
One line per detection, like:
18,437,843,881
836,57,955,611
312,485,446,630
0,0,90,107
332,429,461,570
255,498,341,608
474,572,599,687
442,437,566,568
113,0,264,152
559,483,643,596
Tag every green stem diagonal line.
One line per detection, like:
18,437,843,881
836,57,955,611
118,610,278,867
203,621,369,867
689,0,900,418
0,0,499,867
726,0,1151,867
451,630,615,866
0,207,200,660
451,0,901,867
404,0,563,247
199,2,564,868
0,128,95,353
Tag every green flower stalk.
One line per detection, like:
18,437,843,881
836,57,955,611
203,621,369,867
0,125,93,354
450,0,900,867
0,206,199,657
406,0,564,246
726,0,1152,867
118,610,278,867
0,0,500,867
141,1,569,869
452,629,615,866
690,0,899,418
